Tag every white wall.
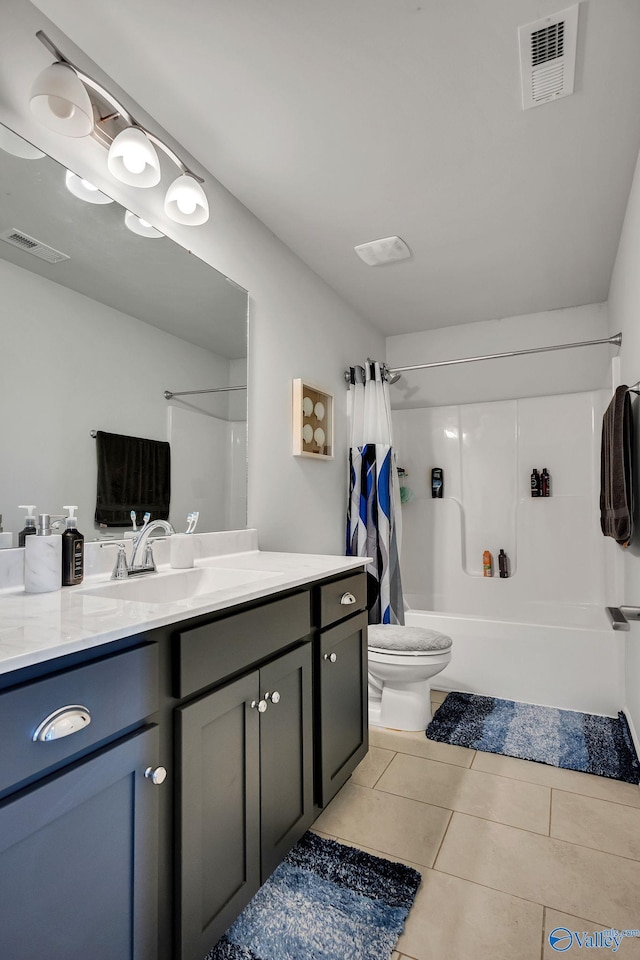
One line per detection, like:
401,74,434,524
608,144,640,742
386,303,611,409
0,259,237,538
0,0,384,555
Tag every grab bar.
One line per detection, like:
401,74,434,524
605,606,640,631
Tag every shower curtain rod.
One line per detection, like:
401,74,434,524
163,385,247,399
344,332,622,383
384,332,622,377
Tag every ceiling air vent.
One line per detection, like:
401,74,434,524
0,228,70,264
518,4,579,110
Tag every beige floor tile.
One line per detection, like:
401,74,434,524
543,909,640,959
350,745,395,788
370,726,475,767
397,868,543,960
312,781,451,868
430,689,449,705
471,751,640,808
551,790,640,860
377,752,551,834
435,812,640,929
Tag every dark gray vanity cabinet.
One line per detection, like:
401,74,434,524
174,596,314,959
315,573,369,807
0,643,162,960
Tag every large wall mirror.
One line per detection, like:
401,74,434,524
0,123,249,545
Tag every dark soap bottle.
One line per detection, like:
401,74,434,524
61,506,84,586
531,468,540,497
18,505,37,547
498,549,509,578
431,468,444,498
541,468,550,497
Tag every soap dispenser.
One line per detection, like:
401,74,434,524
24,514,62,593
18,505,37,547
62,506,84,586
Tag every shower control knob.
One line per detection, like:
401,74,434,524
251,699,268,713
324,652,337,663
144,766,167,786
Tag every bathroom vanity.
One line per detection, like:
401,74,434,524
0,544,368,960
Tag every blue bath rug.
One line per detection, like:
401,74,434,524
426,692,640,784
205,832,421,960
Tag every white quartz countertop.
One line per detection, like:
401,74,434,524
0,550,367,676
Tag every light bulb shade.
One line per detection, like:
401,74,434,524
124,210,163,238
65,170,114,204
164,174,209,225
29,62,93,137
0,123,45,160
108,127,161,187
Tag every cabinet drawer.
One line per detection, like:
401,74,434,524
318,571,367,628
0,643,158,796
175,591,311,698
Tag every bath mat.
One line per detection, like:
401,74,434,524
205,831,421,960
426,692,640,784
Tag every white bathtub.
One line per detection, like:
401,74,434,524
404,597,625,716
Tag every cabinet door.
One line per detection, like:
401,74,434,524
0,725,160,960
176,672,261,960
318,612,369,806
259,643,314,881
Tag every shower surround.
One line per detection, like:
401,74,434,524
392,389,624,715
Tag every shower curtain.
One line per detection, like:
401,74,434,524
346,360,404,625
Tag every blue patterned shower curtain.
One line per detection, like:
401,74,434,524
346,362,404,625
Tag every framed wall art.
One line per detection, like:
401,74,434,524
292,379,334,459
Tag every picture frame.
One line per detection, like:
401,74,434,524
292,379,334,459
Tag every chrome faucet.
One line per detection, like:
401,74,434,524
128,519,175,575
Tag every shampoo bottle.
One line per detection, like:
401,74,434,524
24,514,62,593
498,549,509,578
431,468,444,498
541,468,550,497
531,469,540,497
62,505,84,586
483,550,493,577
18,505,37,547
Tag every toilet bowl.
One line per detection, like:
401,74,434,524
368,625,453,731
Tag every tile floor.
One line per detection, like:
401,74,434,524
312,690,640,960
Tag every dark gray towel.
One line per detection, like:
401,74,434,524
600,385,634,546
95,431,171,527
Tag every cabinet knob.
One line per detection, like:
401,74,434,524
32,705,91,742
144,765,167,786
324,652,337,663
265,691,281,705
251,699,268,713
340,592,356,605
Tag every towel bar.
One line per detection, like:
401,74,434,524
605,606,640,631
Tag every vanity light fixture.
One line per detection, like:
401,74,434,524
164,174,209,226
29,30,209,226
124,211,164,238
65,169,114,204
29,61,93,137
108,127,160,188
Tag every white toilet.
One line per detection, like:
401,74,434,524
368,624,453,731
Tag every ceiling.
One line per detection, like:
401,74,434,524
31,0,640,337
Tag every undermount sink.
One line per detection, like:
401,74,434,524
80,566,277,604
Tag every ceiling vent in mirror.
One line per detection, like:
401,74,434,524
518,4,579,110
0,228,70,264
